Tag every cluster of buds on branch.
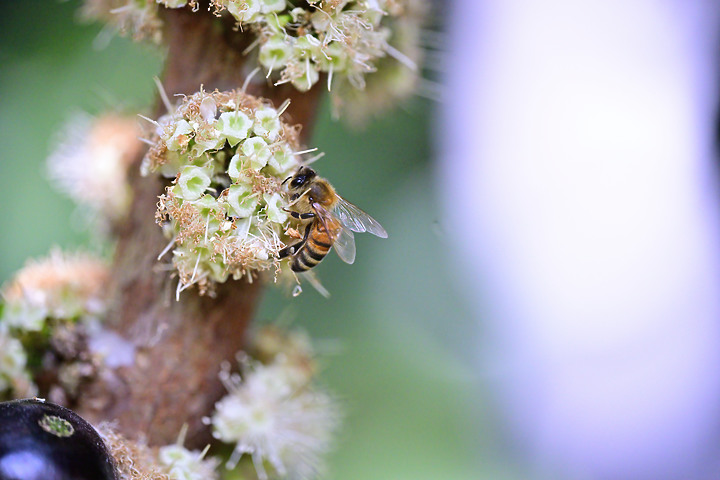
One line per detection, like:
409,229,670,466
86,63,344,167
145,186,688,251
145,88,309,296
82,0,427,124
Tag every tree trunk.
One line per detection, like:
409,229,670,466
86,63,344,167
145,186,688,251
75,4,324,448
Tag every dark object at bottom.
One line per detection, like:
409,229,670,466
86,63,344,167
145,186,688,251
0,398,116,480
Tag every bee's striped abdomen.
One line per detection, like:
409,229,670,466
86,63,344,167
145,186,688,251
291,220,340,272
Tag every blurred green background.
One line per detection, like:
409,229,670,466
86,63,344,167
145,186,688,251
0,2,516,478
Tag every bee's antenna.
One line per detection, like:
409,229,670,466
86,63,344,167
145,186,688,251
282,175,292,185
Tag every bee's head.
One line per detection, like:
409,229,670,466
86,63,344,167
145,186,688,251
284,166,317,191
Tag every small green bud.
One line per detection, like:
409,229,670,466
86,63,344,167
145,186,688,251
294,34,320,60
225,184,258,218
227,0,261,23
178,166,211,201
227,153,244,181
316,42,348,72
266,144,296,175
263,192,288,224
259,36,293,72
217,111,252,146
260,0,286,14
253,107,282,141
166,120,193,152
291,64,320,92
241,137,272,170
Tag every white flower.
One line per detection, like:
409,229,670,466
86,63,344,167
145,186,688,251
211,359,340,480
227,0,262,23
241,137,272,170
259,36,294,73
263,193,288,224
225,184,259,218
160,0,189,8
260,0,285,14
0,328,32,394
1,250,109,332
166,119,194,151
253,107,282,141
145,89,308,295
47,113,141,223
266,145,298,176
157,444,219,480
217,111,253,146
178,166,212,201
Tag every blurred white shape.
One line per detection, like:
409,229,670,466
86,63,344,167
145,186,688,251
440,1,720,479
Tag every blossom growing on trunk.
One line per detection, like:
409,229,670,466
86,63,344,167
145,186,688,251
144,88,313,296
81,0,426,123
1,250,109,332
209,326,340,480
47,113,142,228
98,425,220,480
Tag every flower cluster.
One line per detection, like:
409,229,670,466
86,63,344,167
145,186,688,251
47,112,142,228
0,325,34,398
0,250,108,398
99,425,220,480
0,250,110,400
209,325,339,480
330,0,428,125
80,0,164,44
1,249,109,332
229,0,408,94
81,0,423,117
145,89,308,296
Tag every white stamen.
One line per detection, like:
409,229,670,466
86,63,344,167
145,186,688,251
137,114,160,127
293,147,318,156
242,37,262,55
176,424,189,446
153,76,175,114
158,237,176,260
204,215,211,244
276,99,291,117
384,44,417,71
305,57,312,88
303,152,326,165
242,67,261,93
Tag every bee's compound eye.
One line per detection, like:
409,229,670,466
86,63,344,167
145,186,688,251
291,175,306,188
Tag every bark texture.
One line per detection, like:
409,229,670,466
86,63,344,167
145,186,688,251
75,5,324,447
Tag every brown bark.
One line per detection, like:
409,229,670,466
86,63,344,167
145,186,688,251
75,5,324,447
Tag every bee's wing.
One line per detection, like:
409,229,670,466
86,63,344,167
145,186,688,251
297,270,331,298
312,202,335,236
333,226,356,264
313,201,356,264
334,196,388,238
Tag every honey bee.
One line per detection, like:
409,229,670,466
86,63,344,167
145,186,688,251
278,166,388,272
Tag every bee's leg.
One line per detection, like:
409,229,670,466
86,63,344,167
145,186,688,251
278,242,301,258
285,188,311,207
283,208,315,220
278,224,312,258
